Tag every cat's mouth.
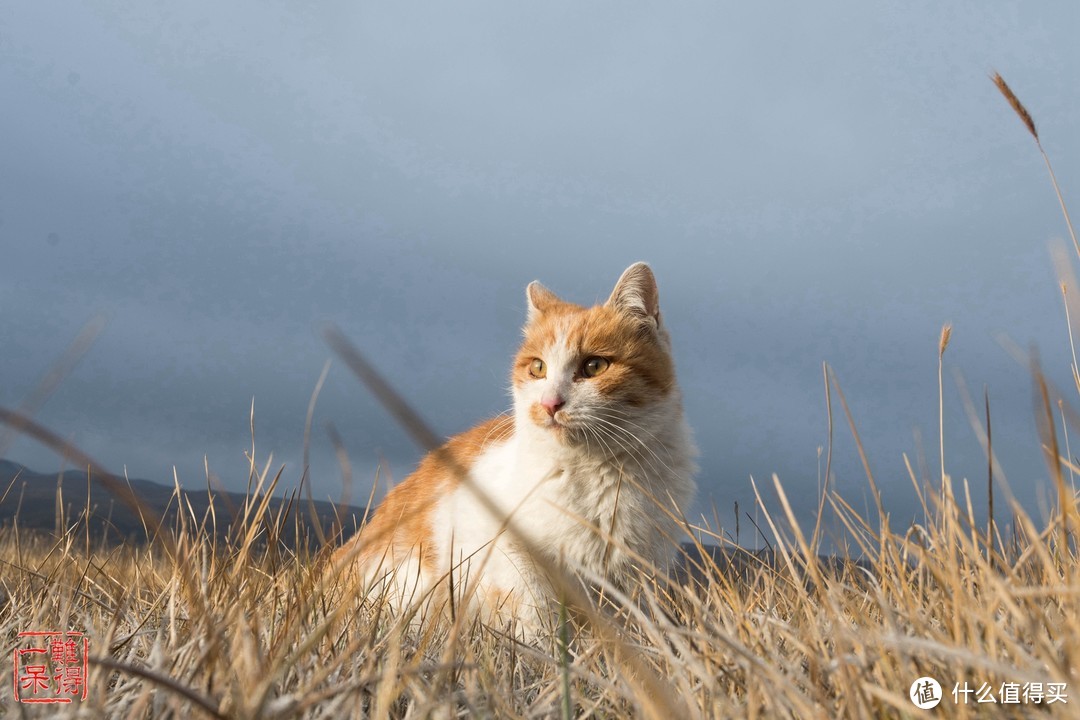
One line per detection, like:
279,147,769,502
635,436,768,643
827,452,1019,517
546,421,578,445
530,404,572,436
535,410,589,445
543,414,568,432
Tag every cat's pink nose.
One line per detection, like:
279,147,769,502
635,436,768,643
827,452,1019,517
540,394,565,417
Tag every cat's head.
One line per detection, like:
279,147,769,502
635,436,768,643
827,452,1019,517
511,262,679,446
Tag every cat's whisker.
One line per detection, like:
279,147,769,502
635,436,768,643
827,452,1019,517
582,423,620,462
578,423,684,518
571,412,663,473
583,413,680,479
478,412,514,450
577,413,644,456
594,406,672,448
591,412,666,454
580,419,669,485
601,415,682,472
578,420,594,456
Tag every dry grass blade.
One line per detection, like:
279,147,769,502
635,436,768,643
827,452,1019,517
939,323,952,491
302,360,333,546
0,315,105,459
810,362,835,554
89,655,228,720
826,367,885,522
323,325,444,453
992,72,1079,264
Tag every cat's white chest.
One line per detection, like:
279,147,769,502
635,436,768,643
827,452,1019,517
429,436,562,562
428,429,671,604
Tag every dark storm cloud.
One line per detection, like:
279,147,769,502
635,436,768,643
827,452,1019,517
3,1,1079,535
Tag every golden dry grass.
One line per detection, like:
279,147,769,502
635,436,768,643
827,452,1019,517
2,448,1079,718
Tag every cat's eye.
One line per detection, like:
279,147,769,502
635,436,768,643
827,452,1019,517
529,358,547,378
582,357,610,378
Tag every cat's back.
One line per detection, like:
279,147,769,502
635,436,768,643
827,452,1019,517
331,415,515,572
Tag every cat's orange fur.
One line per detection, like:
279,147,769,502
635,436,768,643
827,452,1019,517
330,263,696,635
342,416,513,575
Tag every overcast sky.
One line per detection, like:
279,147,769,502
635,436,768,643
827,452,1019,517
3,2,1079,541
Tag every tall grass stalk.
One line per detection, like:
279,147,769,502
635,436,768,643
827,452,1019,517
992,72,1078,262
938,323,952,533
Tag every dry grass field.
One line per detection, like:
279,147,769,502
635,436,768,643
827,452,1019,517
2,74,1078,718
2,438,1078,718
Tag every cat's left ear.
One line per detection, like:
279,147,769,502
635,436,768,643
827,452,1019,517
606,262,661,329
526,281,561,323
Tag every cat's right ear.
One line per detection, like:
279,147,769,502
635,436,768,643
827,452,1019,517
526,281,560,323
606,262,661,329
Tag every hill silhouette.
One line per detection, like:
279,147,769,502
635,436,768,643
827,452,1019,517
0,459,361,549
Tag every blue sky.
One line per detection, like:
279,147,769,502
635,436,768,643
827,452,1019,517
2,2,1079,539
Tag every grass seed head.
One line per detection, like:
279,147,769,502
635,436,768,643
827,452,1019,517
938,323,953,357
992,71,1039,141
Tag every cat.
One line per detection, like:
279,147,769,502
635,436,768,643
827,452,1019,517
330,262,696,634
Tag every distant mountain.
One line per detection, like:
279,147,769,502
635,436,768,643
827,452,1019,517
0,459,365,550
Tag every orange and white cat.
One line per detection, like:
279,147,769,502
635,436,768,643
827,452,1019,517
331,262,696,633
